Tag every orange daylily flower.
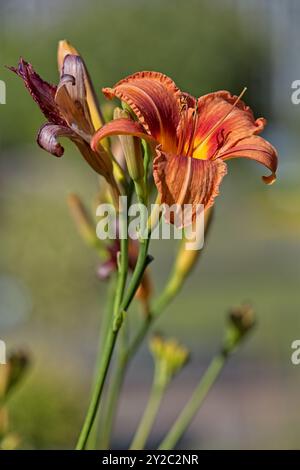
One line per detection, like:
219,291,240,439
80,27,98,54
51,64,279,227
92,72,278,224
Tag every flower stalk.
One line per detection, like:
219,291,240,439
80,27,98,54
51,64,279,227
76,200,129,450
76,196,153,450
159,304,256,450
97,208,213,448
130,336,189,450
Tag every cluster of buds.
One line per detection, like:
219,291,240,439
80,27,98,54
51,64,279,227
149,334,189,387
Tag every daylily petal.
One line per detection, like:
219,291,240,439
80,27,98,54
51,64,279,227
91,118,155,152
58,40,104,131
37,123,114,182
37,123,77,157
103,71,181,152
55,54,96,141
193,91,266,159
153,149,227,226
9,58,65,126
76,140,114,181
218,135,278,184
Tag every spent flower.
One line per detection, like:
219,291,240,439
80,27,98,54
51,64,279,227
9,41,118,197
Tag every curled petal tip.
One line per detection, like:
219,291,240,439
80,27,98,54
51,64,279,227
37,123,76,158
262,173,276,185
102,87,114,100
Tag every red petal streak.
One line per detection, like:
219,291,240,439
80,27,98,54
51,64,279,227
91,118,155,152
153,149,227,226
9,58,65,126
218,135,278,184
193,91,266,159
103,71,181,152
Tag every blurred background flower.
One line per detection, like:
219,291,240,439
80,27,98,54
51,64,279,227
0,0,300,449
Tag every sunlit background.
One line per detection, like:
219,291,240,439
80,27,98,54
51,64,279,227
1,0,300,449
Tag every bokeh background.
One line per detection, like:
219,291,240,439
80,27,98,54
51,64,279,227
1,0,300,449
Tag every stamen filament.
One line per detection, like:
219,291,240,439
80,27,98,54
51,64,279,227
193,87,247,155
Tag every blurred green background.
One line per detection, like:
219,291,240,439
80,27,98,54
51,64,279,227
1,0,300,449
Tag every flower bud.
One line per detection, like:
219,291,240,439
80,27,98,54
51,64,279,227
229,303,256,337
173,208,213,282
57,39,80,72
67,193,106,257
113,108,145,188
223,303,256,354
57,39,105,132
150,334,189,385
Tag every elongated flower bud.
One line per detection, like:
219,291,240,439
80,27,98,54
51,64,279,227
113,108,145,192
57,39,105,132
68,193,106,257
172,207,213,284
57,39,80,72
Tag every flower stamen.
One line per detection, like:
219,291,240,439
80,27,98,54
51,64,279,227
193,87,247,158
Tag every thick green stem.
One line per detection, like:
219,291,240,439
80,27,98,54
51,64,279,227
76,207,129,450
121,238,152,312
87,277,117,449
96,273,182,448
98,354,127,449
76,229,151,450
130,373,165,450
76,326,121,450
158,352,227,450
125,274,183,361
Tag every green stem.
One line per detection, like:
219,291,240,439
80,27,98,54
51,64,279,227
76,207,129,450
130,373,165,450
121,238,152,312
96,273,182,448
76,327,121,450
76,227,151,450
158,351,227,450
96,209,213,447
98,276,118,359
98,354,127,449
87,277,117,449
125,274,183,362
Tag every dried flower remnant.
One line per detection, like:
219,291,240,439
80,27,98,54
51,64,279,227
9,42,116,194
